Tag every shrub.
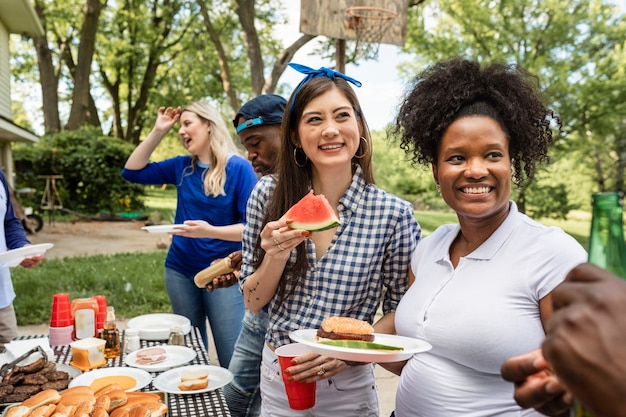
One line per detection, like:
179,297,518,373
13,127,145,214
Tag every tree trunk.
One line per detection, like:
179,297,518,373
32,1,61,134
264,34,316,94
65,0,105,130
235,0,264,96
197,0,239,112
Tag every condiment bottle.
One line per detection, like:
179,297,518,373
168,325,185,346
124,328,140,354
571,191,626,417
101,306,121,358
70,298,99,340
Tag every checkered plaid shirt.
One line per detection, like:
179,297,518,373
240,166,421,348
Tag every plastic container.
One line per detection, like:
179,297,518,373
70,298,99,340
124,328,140,353
69,337,106,371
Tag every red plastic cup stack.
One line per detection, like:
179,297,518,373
92,295,107,336
49,293,74,346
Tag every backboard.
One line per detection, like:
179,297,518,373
300,0,408,47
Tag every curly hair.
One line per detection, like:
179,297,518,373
391,58,560,186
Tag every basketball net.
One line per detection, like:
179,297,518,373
346,6,397,60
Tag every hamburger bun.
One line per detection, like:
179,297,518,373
316,317,375,342
144,402,168,417
93,394,111,412
4,406,30,417
59,386,93,399
26,404,56,417
94,383,123,398
180,369,208,382
104,389,128,411
128,406,150,417
177,379,208,391
21,389,61,409
56,393,95,408
70,401,93,417
50,404,76,417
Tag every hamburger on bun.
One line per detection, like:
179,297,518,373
316,317,375,342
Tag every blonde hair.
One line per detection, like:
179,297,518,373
181,101,238,196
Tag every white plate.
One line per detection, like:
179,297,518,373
126,314,191,341
152,365,233,394
289,329,432,363
124,345,197,372
141,224,184,234
68,366,152,392
0,243,54,267
54,363,82,379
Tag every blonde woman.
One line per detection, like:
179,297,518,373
123,101,257,367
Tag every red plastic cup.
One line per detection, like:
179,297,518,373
275,343,316,410
91,295,107,331
50,293,72,327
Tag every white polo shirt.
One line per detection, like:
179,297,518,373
395,201,587,416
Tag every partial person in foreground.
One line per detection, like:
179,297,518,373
121,101,257,367
220,94,286,417
0,168,44,345
239,63,420,416
384,58,587,416
501,262,626,417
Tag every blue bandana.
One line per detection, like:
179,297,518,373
288,63,362,112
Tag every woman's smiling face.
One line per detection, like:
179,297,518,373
297,87,360,169
433,115,511,223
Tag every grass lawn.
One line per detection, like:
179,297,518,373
11,187,594,325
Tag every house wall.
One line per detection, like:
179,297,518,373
0,23,11,119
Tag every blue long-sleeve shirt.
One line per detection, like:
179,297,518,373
0,169,31,308
122,154,257,277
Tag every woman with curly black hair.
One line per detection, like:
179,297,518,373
384,58,587,416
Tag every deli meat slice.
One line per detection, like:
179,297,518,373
134,347,167,365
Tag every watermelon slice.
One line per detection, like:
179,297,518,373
283,190,340,231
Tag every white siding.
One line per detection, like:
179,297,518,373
0,23,11,119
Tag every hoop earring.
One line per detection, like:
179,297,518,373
294,147,308,167
354,137,368,159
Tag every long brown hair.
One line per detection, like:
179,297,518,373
253,76,375,304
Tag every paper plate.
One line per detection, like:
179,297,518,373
0,243,54,267
289,329,432,363
141,224,184,234
124,345,197,372
126,313,191,340
69,366,152,392
153,365,233,394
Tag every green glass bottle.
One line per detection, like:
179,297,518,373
572,191,626,417
587,191,626,278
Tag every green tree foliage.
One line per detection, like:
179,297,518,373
371,131,449,210
400,0,626,214
12,128,145,214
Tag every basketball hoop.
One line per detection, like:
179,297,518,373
346,6,397,60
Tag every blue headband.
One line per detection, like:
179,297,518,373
288,63,362,112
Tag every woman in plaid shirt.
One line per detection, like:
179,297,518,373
239,64,421,417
